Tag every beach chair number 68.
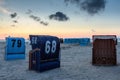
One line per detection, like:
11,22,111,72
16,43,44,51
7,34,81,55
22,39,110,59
45,40,56,54
11,39,22,47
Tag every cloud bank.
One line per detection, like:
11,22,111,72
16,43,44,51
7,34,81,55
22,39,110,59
64,0,106,15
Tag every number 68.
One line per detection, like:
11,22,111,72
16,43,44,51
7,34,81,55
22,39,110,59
45,40,57,54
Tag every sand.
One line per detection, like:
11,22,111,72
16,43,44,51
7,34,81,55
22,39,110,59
0,42,120,80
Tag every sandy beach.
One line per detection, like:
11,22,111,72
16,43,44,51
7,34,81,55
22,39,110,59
0,42,120,80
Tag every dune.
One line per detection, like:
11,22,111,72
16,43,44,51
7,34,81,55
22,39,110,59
0,42,120,80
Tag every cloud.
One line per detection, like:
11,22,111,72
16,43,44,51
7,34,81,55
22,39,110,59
10,12,17,18
49,12,69,21
40,21,48,26
29,14,48,26
0,6,11,14
64,0,106,15
26,9,32,14
29,15,41,21
0,1,19,26
10,20,18,27
80,0,106,15
0,0,12,14
10,12,19,26
0,0,11,14
26,9,49,26
13,20,18,23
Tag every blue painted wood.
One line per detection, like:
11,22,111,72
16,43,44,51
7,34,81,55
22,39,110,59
79,38,90,46
29,35,60,72
63,38,90,46
5,37,25,60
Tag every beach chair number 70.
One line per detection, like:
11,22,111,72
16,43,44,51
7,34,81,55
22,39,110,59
11,39,22,47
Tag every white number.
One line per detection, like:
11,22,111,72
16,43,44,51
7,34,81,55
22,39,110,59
45,40,57,54
51,40,56,53
45,40,51,54
32,37,37,44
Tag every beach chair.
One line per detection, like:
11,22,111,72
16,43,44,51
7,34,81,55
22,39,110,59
5,37,25,60
29,35,60,72
92,35,117,65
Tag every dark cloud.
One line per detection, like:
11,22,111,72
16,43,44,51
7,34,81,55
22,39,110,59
80,0,106,15
49,12,69,21
10,12,18,27
44,23,48,26
30,15,41,21
40,21,48,26
13,20,18,23
26,9,49,26
29,14,48,26
10,12,17,18
10,20,18,27
64,0,106,15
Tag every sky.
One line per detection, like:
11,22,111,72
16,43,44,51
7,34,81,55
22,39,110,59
0,0,120,39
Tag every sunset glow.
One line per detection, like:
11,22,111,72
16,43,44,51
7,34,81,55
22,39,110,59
0,0,120,39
